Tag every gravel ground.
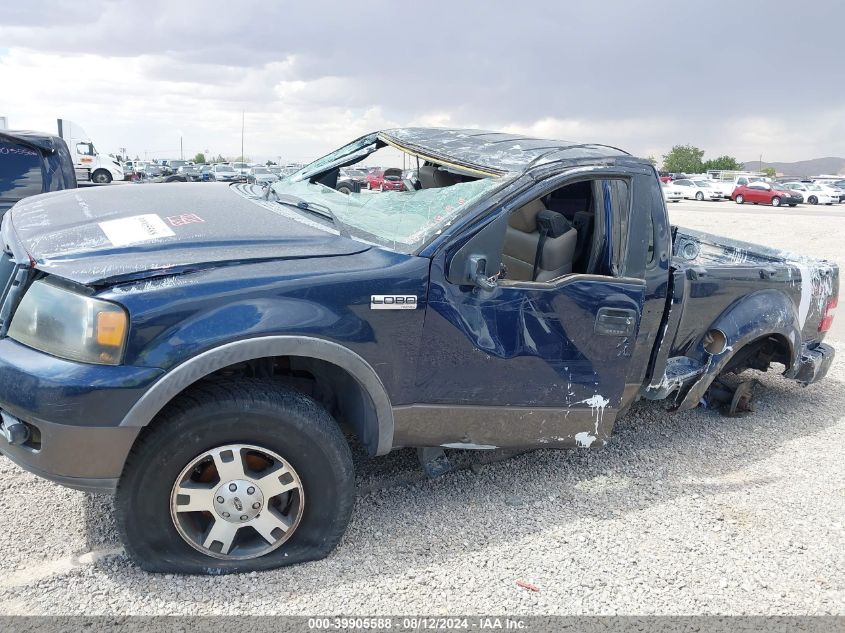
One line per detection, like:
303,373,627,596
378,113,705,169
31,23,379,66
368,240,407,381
0,201,843,615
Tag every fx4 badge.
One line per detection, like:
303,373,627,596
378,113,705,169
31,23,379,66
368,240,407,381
371,295,418,310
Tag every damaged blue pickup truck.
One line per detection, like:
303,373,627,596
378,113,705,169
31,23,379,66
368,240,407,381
0,128,838,574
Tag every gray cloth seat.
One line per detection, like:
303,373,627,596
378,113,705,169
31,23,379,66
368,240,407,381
501,199,578,282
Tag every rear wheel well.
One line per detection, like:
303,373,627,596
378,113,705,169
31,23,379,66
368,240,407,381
721,334,792,375
151,355,381,455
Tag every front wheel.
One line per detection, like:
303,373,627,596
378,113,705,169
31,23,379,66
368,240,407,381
92,169,113,184
115,380,355,574
695,191,704,201
771,196,781,207
735,194,744,204
808,196,818,205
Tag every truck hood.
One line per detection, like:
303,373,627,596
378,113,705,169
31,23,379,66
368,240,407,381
7,183,370,285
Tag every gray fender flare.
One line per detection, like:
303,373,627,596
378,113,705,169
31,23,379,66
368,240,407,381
120,336,395,455
676,290,800,410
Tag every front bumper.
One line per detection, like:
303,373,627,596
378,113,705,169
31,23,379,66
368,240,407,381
793,342,835,385
1,413,140,491
0,338,163,491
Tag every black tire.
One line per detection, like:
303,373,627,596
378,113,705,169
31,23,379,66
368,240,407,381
735,194,744,204
695,191,704,201
771,196,781,207
115,380,355,574
789,204,797,207
808,196,818,205
92,169,113,184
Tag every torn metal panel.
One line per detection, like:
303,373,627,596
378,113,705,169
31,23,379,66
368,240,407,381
379,128,630,176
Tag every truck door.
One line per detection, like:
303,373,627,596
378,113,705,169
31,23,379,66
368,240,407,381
403,168,667,450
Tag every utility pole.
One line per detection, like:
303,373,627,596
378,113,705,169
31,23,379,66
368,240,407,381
180,136,183,161
760,154,763,172
241,111,245,162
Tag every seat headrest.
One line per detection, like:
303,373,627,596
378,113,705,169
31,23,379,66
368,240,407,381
508,199,546,233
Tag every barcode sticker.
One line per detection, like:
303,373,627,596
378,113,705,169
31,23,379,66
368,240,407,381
99,214,176,247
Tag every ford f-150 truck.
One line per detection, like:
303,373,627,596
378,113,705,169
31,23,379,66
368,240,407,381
0,128,837,574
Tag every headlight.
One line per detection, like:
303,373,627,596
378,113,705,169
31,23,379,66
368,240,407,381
8,279,128,365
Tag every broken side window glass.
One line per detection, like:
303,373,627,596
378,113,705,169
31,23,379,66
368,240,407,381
287,133,380,184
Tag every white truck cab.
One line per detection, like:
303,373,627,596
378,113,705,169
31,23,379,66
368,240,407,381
57,119,124,184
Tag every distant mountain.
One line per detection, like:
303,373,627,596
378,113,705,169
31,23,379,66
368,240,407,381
742,157,845,177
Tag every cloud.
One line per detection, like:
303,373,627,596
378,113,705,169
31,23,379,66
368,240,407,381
1,0,843,163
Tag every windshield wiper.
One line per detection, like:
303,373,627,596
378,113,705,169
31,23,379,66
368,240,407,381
272,193,348,236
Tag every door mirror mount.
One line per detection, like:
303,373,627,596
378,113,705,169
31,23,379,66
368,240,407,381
469,255,497,291
445,213,508,288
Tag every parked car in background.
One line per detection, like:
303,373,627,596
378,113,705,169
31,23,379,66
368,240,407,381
661,181,684,203
232,162,250,178
780,182,833,205
247,167,277,185
339,168,368,186
197,165,214,182
143,163,164,178
366,167,403,191
365,167,385,189
165,160,191,175
672,178,722,201
732,182,801,207
210,164,240,182
0,130,77,217
177,165,203,182
704,180,734,198
381,172,406,192
812,181,844,203
122,162,142,181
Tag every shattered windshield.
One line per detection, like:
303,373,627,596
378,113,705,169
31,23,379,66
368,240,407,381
269,177,499,253
271,131,506,253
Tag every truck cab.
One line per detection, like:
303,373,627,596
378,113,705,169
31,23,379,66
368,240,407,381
0,129,77,217
57,119,124,184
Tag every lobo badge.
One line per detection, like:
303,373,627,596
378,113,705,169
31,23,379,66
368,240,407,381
370,295,418,310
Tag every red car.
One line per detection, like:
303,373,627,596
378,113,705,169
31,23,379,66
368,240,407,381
731,182,801,208
365,167,405,191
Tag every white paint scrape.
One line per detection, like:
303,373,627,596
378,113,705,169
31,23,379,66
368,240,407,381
575,431,597,448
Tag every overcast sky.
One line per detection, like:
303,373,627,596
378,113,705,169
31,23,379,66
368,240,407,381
1,0,843,165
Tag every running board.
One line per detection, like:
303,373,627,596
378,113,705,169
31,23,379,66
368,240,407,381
641,356,705,400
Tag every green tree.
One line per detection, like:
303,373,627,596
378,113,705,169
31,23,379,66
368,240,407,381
761,167,777,178
702,155,743,171
662,145,705,173
193,152,206,164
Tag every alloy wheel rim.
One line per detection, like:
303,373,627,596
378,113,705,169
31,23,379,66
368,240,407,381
169,443,305,560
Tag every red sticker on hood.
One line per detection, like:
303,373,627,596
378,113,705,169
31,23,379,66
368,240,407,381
166,213,205,227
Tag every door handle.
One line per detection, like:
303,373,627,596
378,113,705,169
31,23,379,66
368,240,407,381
595,307,638,336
